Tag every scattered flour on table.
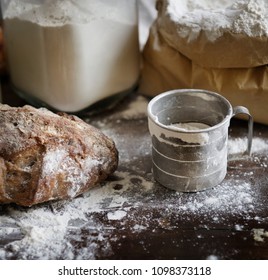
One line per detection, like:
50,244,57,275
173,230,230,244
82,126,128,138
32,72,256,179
206,254,219,260
252,228,268,242
107,210,127,221
93,95,148,123
0,166,264,260
116,95,148,119
0,95,267,259
0,171,154,260
176,181,255,217
228,137,268,154
167,0,268,41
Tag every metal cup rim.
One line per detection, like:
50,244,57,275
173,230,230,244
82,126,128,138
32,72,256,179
147,89,233,134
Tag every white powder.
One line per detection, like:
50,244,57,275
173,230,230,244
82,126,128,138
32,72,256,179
107,210,127,221
158,122,211,145
110,95,148,121
167,122,211,131
252,228,268,242
206,255,219,260
40,147,102,199
228,137,268,155
3,0,140,112
0,170,154,260
167,0,268,42
0,148,266,260
42,149,68,176
234,224,244,231
5,0,132,27
0,129,266,260
0,95,267,260
150,120,210,145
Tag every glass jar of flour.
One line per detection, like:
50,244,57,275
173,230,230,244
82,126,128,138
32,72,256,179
1,0,140,113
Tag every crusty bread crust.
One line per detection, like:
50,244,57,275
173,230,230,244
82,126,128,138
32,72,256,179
0,104,118,206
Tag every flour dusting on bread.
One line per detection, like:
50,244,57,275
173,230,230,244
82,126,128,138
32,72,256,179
0,104,118,206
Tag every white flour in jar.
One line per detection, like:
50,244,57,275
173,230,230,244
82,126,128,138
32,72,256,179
3,0,140,112
167,0,268,41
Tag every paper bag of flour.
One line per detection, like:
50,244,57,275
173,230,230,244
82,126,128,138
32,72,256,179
139,0,268,124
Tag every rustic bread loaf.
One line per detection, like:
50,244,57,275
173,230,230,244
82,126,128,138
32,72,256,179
0,104,118,206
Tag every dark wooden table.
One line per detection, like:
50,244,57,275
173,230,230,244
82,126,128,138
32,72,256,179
0,76,268,260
